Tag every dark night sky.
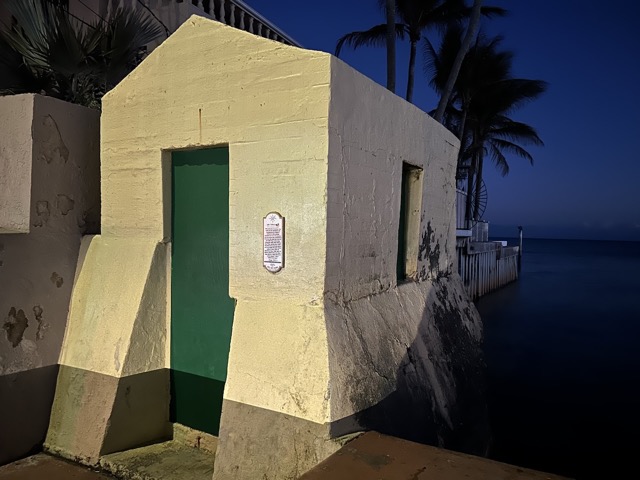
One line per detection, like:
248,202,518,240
247,0,640,241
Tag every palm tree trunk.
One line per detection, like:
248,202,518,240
456,108,469,177
474,150,485,220
405,38,417,102
465,153,475,226
385,0,396,93
433,0,483,123
457,105,468,142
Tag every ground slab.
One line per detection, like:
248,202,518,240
299,432,571,480
1,433,570,480
0,454,114,480
100,440,214,480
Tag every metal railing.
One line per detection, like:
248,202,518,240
457,242,519,300
101,1,300,46
456,189,468,230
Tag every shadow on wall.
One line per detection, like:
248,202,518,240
330,275,490,457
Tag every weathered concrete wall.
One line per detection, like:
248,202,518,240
0,94,100,465
322,59,488,453
44,15,487,479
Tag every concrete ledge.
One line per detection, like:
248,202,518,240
300,431,570,479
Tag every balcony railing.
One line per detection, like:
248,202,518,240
104,0,300,47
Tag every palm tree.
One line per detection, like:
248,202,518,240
0,0,163,108
336,0,506,103
385,0,396,93
425,25,512,157
433,0,482,122
426,28,547,220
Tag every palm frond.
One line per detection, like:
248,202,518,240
335,23,406,56
0,0,163,107
489,138,535,164
477,6,508,18
490,118,544,146
487,142,509,176
423,22,463,94
475,78,548,115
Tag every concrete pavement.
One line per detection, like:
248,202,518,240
0,454,114,480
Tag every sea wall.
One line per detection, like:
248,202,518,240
0,94,100,464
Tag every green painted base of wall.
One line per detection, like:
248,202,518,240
169,371,224,436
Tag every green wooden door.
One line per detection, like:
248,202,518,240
171,147,234,435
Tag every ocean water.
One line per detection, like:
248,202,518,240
476,238,640,479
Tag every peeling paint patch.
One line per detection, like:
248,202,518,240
33,305,48,340
418,222,441,279
34,201,50,227
51,272,64,288
3,307,28,347
56,194,75,215
41,115,70,164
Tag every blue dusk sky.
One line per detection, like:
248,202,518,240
248,0,640,241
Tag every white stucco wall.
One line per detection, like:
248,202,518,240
321,58,476,429
325,58,458,302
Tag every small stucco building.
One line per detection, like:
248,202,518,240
38,15,487,480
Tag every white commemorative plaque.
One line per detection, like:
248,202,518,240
263,212,284,273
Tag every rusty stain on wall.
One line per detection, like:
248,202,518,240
33,305,48,340
3,307,28,347
40,115,69,164
34,201,50,227
418,222,441,278
56,194,75,215
50,272,64,288
78,206,100,234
